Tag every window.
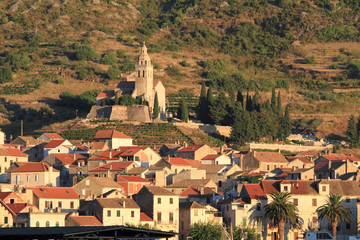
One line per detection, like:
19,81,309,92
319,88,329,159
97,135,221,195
46,221,50,227
56,221,59,227
346,223,351,229
181,221,184,230
138,71,140,77
4,217,8,224
194,210,198,216
169,213,174,224
266,165,270,171
27,175,30,182
35,175,39,181
157,212,162,223
322,186,326,192
312,199,317,207
312,216,317,224
70,201,74,209
58,202,62,208
117,210,121,217
36,221,40,227
158,198,161,204
284,186,288,192
226,205,229,211
242,218,246,226
293,198,298,206
218,181,222,187
346,198,350,202
107,210,111,217
45,201,48,208
131,211,135,218
143,70,145,77
15,175,20,185
81,189,85,195
206,197,211,204
170,198,173,204
145,60,147,65
10,199,15,204
4,157,7,162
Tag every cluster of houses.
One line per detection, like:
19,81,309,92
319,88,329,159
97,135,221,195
0,129,360,239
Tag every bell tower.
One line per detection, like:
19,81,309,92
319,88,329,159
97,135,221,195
135,42,154,104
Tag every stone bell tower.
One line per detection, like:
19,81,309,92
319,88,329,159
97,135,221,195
135,42,154,105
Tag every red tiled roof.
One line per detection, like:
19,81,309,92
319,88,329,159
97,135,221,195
42,133,64,140
27,187,79,199
89,142,108,150
75,146,89,152
276,172,288,178
94,130,132,139
315,161,328,171
52,153,88,165
0,192,12,200
88,151,122,161
261,180,280,195
11,162,59,172
253,152,288,163
89,162,133,172
69,216,103,226
0,148,28,157
286,156,312,164
44,140,67,148
140,212,154,222
281,180,308,194
179,187,198,197
6,203,34,213
241,172,265,177
153,80,160,88
244,184,267,200
117,175,149,183
97,90,115,99
201,154,222,160
322,155,360,162
299,152,319,157
176,145,204,153
120,148,142,156
184,159,202,168
168,157,191,166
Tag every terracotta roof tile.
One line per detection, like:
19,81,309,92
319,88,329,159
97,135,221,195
69,216,103,226
168,157,191,166
94,130,132,139
80,176,122,188
52,153,88,165
27,187,78,199
6,203,35,213
117,175,149,183
89,162,134,172
144,186,177,196
280,180,309,194
253,152,288,163
244,184,267,200
179,201,206,209
89,142,108,150
96,198,140,209
201,154,223,160
0,192,12,200
286,156,312,163
44,140,67,148
184,160,202,168
140,212,153,222
11,162,59,172
261,180,280,195
97,90,115,99
197,165,226,174
176,145,205,153
119,148,142,156
179,187,217,197
41,133,64,140
167,179,213,188
88,151,122,161
0,147,28,157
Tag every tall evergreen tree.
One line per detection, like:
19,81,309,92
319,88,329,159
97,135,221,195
196,82,208,123
229,90,236,106
153,92,159,119
253,88,260,111
207,86,214,103
271,87,276,113
277,91,282,114
357,116,360,145
178,99,189,123
345,115,358,148
209,91,228,124
231,105,251,146
245,93,253,112
277,105,292,141
236,90,244,108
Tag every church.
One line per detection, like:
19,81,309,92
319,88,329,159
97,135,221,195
93,43,166,121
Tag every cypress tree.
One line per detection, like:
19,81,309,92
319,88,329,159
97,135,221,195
277,91,282,114
179,99,189,123
346,115,358,148
196,82,208,122
209,91,228,124
207,86,214,103
271,87,276,113
245,93,253,112
200,82,207,99
153,92,159,119
357,116,360,145
277,105,292,141
231,106,251,146
236,90,244,108
253,88,260,112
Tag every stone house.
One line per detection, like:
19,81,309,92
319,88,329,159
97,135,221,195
93,130,133,149
201,154,231,165
172,169,206,184
88,161,138,179
0,147,28,181
134,186,179,235
179,187,222,206
287,167,315,180
0,200,16,227
242,151,288,171
286,156,313,169
73,176,124,200
10,136,45,161
11,162,60,187
86,198,140,226
175,144,218,161
43,139,75,158
37,133,64,141
118,146,161,166
117,175,150,195
166,179,217,194
126,166,172,186
65,213,103,226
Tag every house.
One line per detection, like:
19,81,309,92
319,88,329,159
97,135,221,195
117,175,150,195
93,130,133,149
140,212,155,228
87,151,123,170
117,147,148,167
315,159,359,180
0,200,16,227
8,203,41,227
175,144,218,161
10,136,45,161
26,187,79,213
0,191,24,204
37,133,64,141
96,90,117,106
242,151,288,171
154,157,192,175
72,176,124,199
125,166,172,186
314,154,360,165
172,169,206,184
86,198,140,226
0,147,28,181
11,162,60,187
159,144,182,157
286,156,313,169
166,179,218,194
87,141,109,154
28,211,68,227
179,201,223,240
179,187,223,206
88,161,138,179
65,213,103,226
287,167,315,180
231,151,249,167
201,154,231,165
118,146,161,166
43,139,75,158
134,186,179,234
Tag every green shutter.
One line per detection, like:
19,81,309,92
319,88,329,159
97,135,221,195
4,216,8,224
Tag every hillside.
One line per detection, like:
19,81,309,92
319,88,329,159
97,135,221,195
0,0,359,140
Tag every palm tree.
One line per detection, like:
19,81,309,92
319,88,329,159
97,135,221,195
317,194,351,240
264,191,298,240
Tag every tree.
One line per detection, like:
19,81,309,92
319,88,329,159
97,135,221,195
264,191,299,240
107,66,121,79
317,194,351,240
236,90,244,108
74,45,96,60
253,88,260,112
178,99,188,122
209,91,228,124
102,53,118,65
231,104,251,146
153,92,159,119
197,82,208,122
0,67,13,83
245,92,253,112
207,85,214,103
271,87,276,113
277,91,282,114
233,226,257,240
345,115,358,148
277,105,292,141
189,222,223,240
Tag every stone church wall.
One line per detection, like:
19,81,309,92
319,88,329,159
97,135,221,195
87,105,151,122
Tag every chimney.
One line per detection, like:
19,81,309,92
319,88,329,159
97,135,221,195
109,164,112,171
183,141,187,148
220,146,223,154
73,153,76,160
240,154,244,170
48,166,53,172
109,151,112,159
253,151,256,158
278,149,281,153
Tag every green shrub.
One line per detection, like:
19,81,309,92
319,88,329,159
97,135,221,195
179,60,191,67
55,78,65,84
102,53,118,65
318,25,355,42
304,56,316,64
0,104,7,114
107,66,121,79
336,54,347,62
116,33,124,42
0,67,13,83
74,44,96,60
123,37,134,45
330,63,339,69
165,65,182,77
